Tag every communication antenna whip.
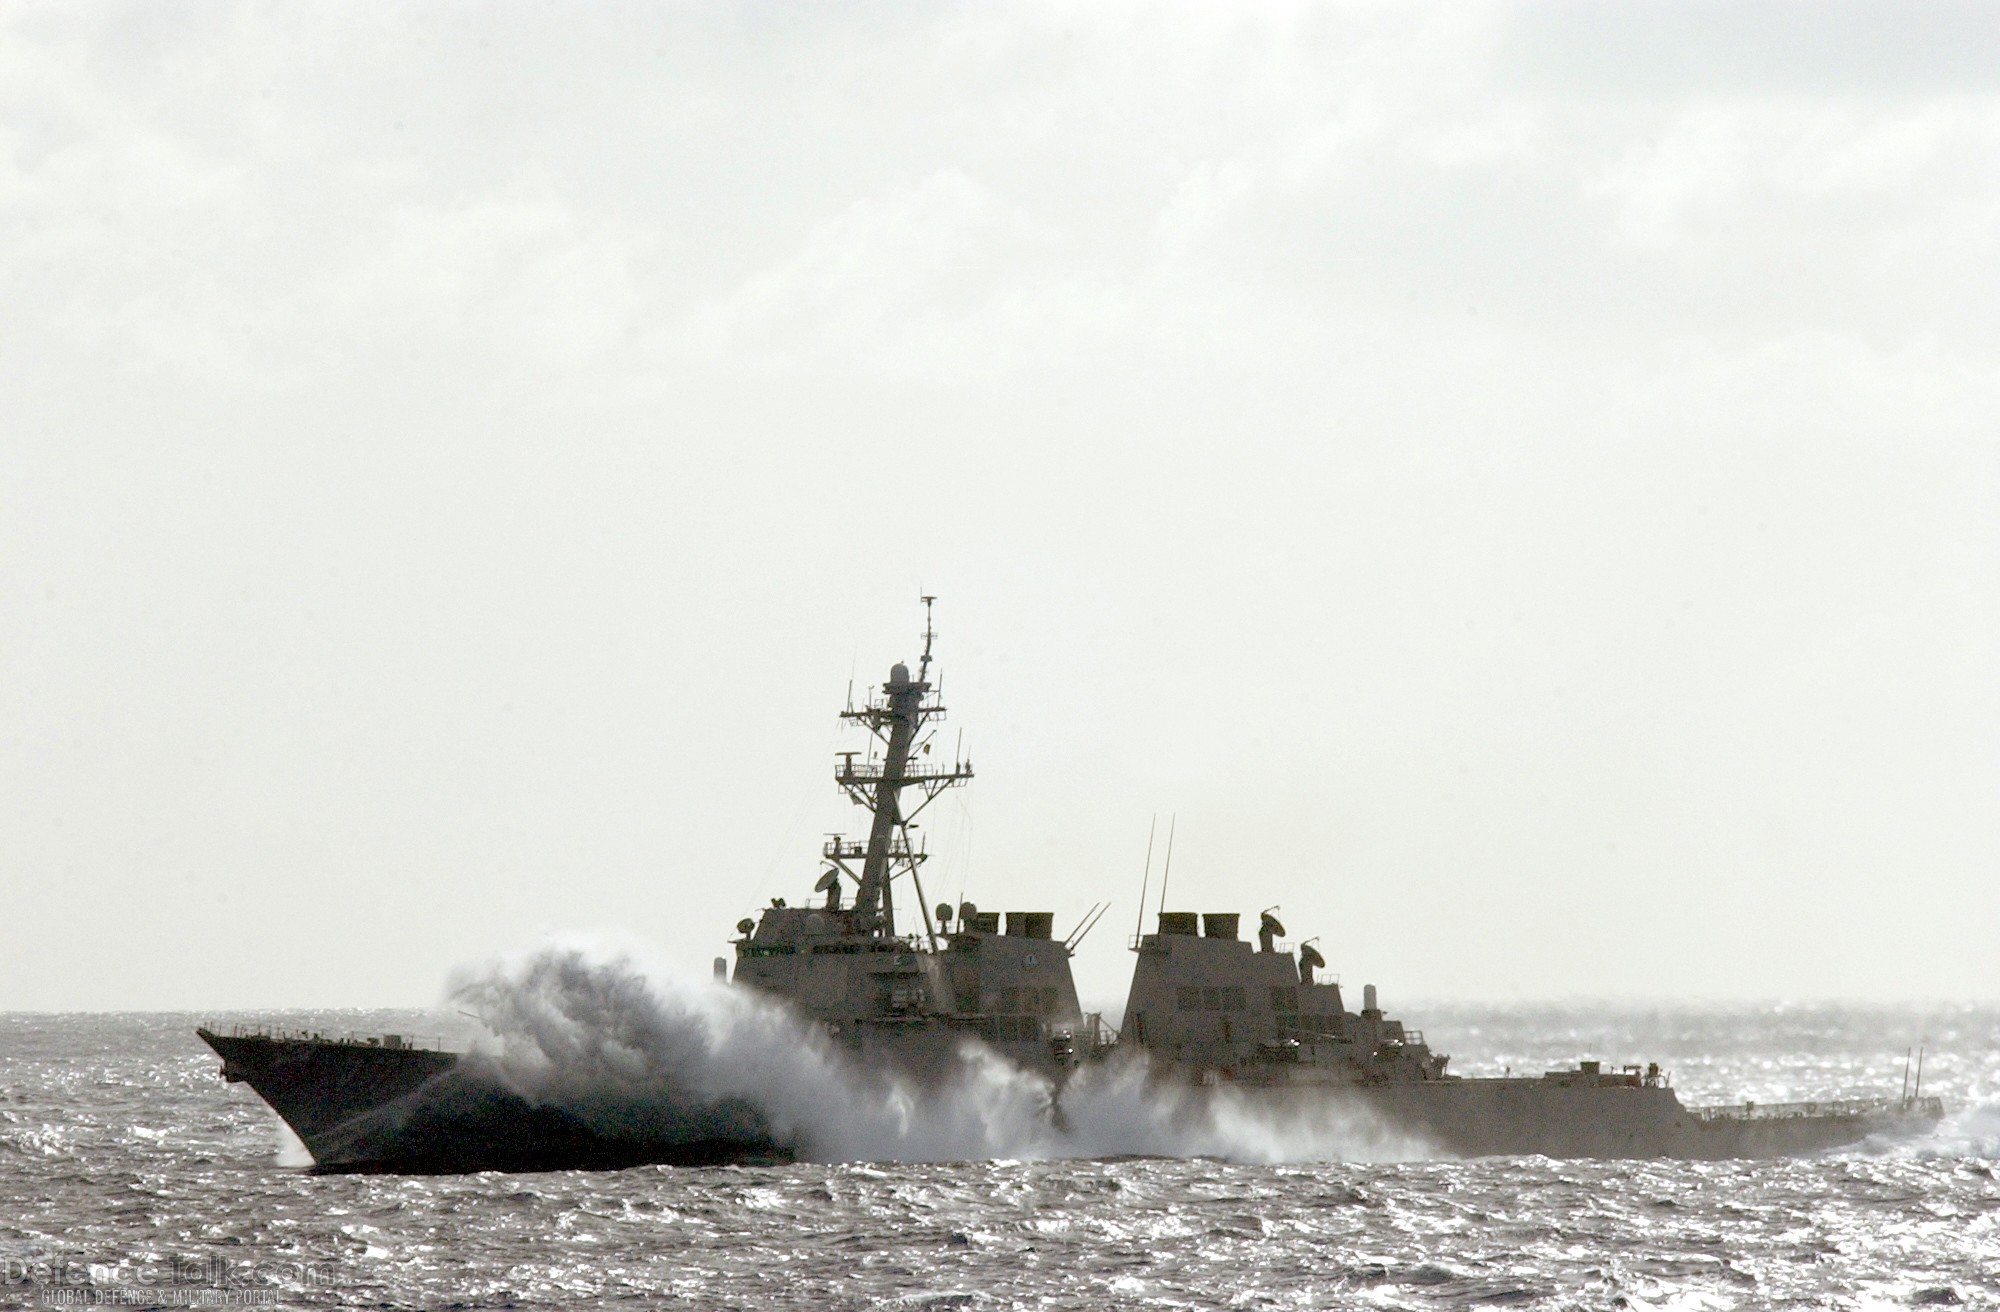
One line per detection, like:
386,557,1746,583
1133,814,1157,941
1065,901,1111,950
1156,814,1177,918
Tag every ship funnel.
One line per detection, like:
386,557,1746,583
1363,984,1378,1015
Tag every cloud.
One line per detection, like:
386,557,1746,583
4,2,1999,1007
667,168,1111,380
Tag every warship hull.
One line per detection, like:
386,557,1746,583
196,1029,791,1174
1171,1074,1945,1160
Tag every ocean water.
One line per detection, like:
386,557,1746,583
3,995,1996,1310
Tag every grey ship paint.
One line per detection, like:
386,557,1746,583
730,598,1105,1083
1120,908,1944,1157
196,605,1942,1172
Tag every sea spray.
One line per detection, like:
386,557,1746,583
266,1113,313,1169
1866,1094,2000,1161
1052,1059,1434,1163
452,942,1064,1161
449,942,1433,1164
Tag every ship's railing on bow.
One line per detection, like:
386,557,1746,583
207,1024,452,1052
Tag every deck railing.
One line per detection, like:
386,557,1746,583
207,1024,452,1052
1690,1095,1944,1123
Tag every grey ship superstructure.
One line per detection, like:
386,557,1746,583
1121,907,1945,1158
731,600,1104,1080
1124,910,1447,1086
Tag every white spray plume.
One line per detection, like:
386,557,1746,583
267,1112,313,1169
447,939,1432,1165
1861,1095,2000,1162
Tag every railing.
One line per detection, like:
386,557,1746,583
1050,1013,1119,1053
836,761,973,784
821,837,922,861
207,1023,453,1053
1690,1096,1944,1123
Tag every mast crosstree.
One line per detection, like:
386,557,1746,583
829,598,973,939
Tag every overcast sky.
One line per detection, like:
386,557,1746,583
5,1,1998,1013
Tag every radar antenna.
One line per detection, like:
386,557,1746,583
1298,938,1326,987
919,594,938,682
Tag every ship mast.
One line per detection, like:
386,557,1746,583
833,598,973,939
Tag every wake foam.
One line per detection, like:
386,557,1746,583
1872,1095,2000,1161
447,941,1430,1165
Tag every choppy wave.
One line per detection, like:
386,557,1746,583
4,999,1994,1309
1878,1094,2000,1161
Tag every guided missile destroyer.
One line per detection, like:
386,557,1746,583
1118,907,1945,1158
198,605,1944,1170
